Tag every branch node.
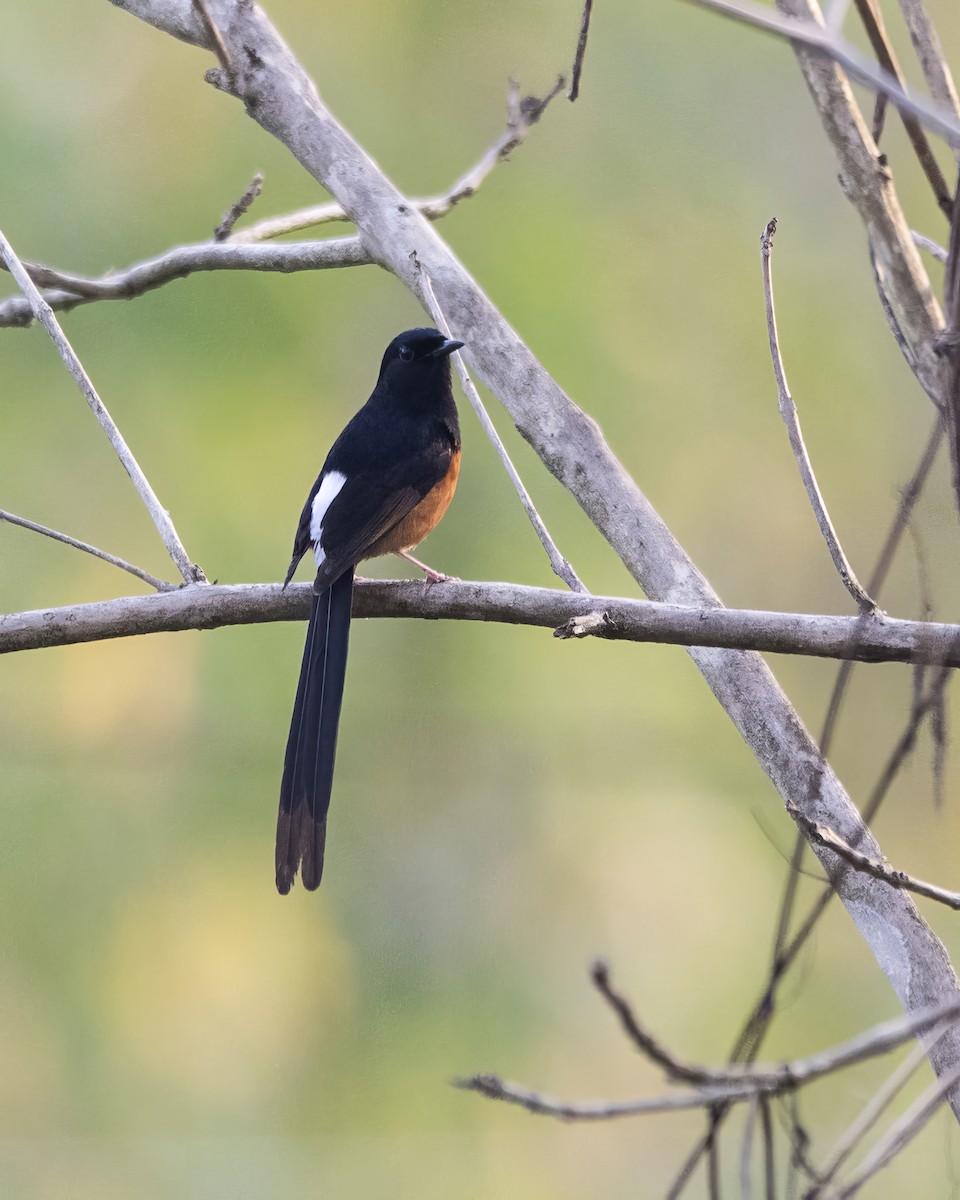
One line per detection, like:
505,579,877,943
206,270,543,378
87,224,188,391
554,610,610,639
204,66,233,93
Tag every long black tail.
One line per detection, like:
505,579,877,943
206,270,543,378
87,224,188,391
276,569,354,893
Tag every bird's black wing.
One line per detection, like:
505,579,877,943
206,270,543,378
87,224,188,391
311,436,455,591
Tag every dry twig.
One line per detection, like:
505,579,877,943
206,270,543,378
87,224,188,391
214,171,263,240
455,990,960,1118
416,261,586,593
0,509,172,592
685,0,960,146
761,218,876,611
0,237,368,327
568,0,593,102
0,223,203,584
787,804,960,910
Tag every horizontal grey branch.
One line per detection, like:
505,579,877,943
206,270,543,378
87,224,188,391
0,237,370,327
3,580,960,666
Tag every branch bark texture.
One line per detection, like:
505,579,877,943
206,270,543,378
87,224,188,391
7,580,960,666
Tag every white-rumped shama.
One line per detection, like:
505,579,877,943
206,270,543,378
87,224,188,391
276,328,464,894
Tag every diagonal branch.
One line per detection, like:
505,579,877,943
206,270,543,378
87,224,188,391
761,218,876,611
683,0,960,146
896,0,960,143
417,262,586,593
229,75,566,243
0,223,203,584
106,0,960,1114
0,73,565,327
0,509,173,592
852,0,952,215
788,804,960,910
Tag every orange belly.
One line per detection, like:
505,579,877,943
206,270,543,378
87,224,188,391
365,449,461,559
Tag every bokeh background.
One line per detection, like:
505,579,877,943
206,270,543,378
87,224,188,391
3,2,960,1196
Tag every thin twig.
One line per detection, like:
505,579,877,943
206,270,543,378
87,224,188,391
0,236,369,327
912,231,948,262
853,0,952,215
908,519,949,807
416,260,587,593
832,1063,960,1197
191,0,232,73
810,1024,952,1195
696,661,955,1188
761,219,876,611
228,75,567,244
454,1000,960,1120
0,73,568,326
760,1097,776,1199
787,804,960,909
781,1094,822,1190
682,0,960,146
592,962,960,1091
0,223,203,584
824,0,853,32
214,172,263,241
568,0,594,102
741,1092,759,1200
0,509,172,592
591,960,708,1084
896,0,960,149
707,1120,721,1200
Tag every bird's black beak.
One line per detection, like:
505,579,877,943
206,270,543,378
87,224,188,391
430,338,465,359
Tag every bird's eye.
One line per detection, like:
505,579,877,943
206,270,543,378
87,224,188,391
398,345,414,362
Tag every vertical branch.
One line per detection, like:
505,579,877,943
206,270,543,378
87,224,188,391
760,219,876,610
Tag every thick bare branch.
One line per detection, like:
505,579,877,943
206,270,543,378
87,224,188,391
7,580,960,666
0,236,368,327
105,0,960,1110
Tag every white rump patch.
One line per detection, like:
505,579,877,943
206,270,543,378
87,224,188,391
310,470,347,567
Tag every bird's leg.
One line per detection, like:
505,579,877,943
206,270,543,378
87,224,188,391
396,550,458,584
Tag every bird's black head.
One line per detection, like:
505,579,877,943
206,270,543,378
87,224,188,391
376,328,464,396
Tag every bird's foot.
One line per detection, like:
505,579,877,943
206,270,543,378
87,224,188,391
397,550,458,584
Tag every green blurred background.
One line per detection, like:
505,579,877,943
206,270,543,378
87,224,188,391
3,2,960,1196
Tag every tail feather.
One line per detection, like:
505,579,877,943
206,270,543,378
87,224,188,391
276,570,354,893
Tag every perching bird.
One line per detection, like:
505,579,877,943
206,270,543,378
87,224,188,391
276,328,464,894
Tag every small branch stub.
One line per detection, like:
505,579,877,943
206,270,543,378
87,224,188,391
554,610,611,638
